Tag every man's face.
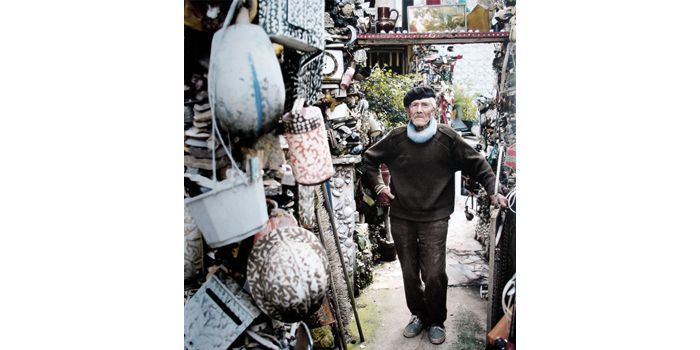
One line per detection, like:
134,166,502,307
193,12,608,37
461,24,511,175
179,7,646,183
406,97,436,129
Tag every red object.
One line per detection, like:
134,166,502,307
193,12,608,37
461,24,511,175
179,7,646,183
253,208,298,244
426,0,441,4
340,66,355,90
440,95,451,124
504,143,516,170
357,32,509,40
283,106,335,185
380,163,391,186
376,191,393,207
487,313,511,345
377,7,399,21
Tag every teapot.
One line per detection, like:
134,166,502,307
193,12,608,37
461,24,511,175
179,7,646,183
375,7,399,33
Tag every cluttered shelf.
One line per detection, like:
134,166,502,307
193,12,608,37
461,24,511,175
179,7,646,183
357,31,509,46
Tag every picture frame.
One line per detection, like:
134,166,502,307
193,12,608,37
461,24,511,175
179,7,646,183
407,5,467,33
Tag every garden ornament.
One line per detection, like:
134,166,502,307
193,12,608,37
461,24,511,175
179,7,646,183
247,226,330,322
283,100,335,185
208,0,285,139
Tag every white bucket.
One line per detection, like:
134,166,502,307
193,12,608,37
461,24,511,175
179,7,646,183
185,174,267,248
185,71,269,248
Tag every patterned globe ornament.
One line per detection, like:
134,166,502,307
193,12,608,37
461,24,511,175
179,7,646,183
247,226,329,322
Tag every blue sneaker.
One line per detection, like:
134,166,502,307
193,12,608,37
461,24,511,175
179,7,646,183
402,315,424,338
428,325,446,345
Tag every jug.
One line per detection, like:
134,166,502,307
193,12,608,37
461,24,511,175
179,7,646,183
376,7,399,33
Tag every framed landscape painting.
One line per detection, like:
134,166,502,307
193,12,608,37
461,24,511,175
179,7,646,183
407,5,467,33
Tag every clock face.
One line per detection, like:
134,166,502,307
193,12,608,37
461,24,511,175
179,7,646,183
322,52,338,75
322,50,343,81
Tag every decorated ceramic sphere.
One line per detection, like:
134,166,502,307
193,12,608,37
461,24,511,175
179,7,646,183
247,226,329,322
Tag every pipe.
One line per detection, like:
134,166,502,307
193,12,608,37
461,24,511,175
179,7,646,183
384,207,393,243
494,143,504,196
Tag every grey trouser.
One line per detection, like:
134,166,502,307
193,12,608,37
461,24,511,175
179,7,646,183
390,216,449,327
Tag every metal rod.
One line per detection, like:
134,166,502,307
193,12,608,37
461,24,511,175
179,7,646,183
314,202,348,350
486,206,499,334
321,183,365,342
384,207,393,243
494,143,504,196
499,42,511,94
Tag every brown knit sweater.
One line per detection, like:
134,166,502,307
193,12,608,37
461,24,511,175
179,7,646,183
361,124,497,222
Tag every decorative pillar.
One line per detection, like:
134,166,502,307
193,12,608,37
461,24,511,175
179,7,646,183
329,155,362,280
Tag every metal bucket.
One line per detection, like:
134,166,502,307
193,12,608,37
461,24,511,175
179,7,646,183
184,93,269,248
185,173,267,248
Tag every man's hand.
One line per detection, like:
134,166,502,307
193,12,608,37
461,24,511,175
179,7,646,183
377,188,395,207
491,193,508,208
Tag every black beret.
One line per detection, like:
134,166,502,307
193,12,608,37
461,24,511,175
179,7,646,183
403,86,436,107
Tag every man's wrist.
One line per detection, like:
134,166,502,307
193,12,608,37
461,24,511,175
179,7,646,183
374,184,388,196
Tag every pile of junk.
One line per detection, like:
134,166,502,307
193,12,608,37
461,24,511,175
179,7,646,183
184,0,403,349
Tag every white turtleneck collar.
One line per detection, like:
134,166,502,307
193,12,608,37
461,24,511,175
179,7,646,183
406,117,437,143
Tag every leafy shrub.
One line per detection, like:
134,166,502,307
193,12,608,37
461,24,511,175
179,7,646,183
453,86,478,122
358,67,422,128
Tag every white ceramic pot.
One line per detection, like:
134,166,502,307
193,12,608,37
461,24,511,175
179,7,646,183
208,0,285,139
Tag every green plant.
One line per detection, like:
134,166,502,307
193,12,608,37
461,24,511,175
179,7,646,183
358,67,422,128
453,86,478,122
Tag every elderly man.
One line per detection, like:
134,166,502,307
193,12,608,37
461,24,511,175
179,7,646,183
361,86,507,345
